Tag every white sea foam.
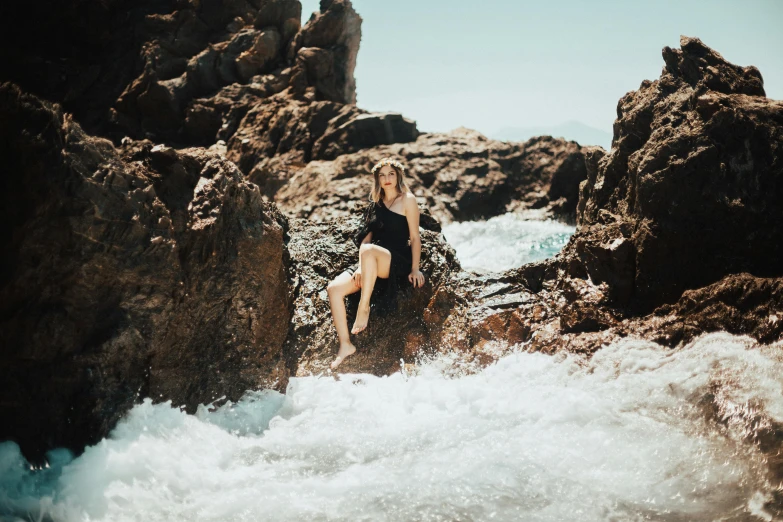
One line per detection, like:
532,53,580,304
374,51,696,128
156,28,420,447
441,213,575,272
1,332,780,521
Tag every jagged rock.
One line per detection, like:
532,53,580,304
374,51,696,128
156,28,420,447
273,128,592,223
189,72,295,146
290,0,361,103
236,27,283,81
0,83,292,459
1,0,264,138
571,36,783,312
311,111,419,160
283,213,461,376
0,0,360,145
227,99,419,180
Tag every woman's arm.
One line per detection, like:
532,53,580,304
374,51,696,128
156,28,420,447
405,193,425,288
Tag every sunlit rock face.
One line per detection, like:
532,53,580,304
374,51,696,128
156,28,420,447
273,130,593,225
574,36,783,312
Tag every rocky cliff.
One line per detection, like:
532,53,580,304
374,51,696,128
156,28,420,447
0,82,291,457
577,37,782,312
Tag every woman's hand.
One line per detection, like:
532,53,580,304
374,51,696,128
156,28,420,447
408,269,425,288
352,269,362,288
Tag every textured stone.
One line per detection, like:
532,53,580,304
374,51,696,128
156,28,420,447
0,0,357,145
273,129,591,224
0,83,291,458
574,36,783,312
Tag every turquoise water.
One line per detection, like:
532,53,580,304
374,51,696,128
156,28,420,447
441,213,575,272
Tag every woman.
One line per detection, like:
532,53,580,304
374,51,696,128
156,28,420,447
326,157,426,370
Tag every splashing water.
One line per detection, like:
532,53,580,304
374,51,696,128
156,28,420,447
441,213,575,272
1,333,780,521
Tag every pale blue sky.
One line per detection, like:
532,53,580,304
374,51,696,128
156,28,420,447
301,0,783,142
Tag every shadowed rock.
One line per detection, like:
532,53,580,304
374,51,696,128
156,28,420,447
0,83,292,459
0,0,361,145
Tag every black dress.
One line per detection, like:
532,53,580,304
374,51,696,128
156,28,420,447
346,198,413,316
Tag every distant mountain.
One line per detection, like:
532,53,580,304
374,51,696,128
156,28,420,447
491,120,612,150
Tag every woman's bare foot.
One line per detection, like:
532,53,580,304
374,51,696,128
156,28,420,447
351,305,370,334
331,342,357,369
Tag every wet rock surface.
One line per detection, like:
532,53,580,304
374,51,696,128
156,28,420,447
283,216,460,377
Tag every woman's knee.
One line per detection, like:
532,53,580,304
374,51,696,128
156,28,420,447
327,278,343,297
359,243,375,259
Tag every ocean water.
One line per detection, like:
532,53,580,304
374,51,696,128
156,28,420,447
1,334,780,521
441,213,575,273
2,216,779,521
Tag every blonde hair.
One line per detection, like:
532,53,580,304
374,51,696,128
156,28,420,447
370,157,409,203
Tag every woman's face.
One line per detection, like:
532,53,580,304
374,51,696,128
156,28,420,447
377,165,398,190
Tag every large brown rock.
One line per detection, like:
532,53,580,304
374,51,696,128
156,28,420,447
283,214,460,376
0,83,292,459
288,0,361,104
572,36,783,312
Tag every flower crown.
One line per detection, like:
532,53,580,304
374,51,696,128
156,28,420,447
371,157,406,174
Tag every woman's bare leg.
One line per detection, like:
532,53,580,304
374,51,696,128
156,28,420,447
327,272,361,368
352,244,391,334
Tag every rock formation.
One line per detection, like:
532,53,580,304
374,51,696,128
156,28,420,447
1,0,350,140
575,36,782,313
0,83,291,458
1,0,428,202
273,129,592,224
445,36,783,358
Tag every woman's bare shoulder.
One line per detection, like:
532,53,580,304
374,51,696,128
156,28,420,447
403,191,419,208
